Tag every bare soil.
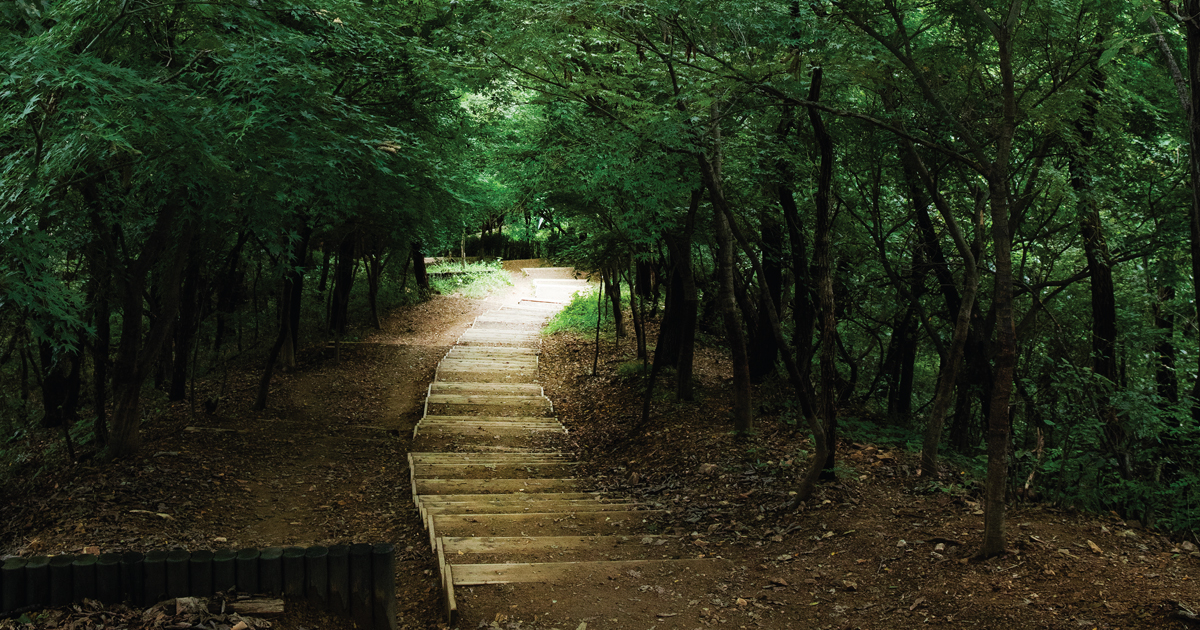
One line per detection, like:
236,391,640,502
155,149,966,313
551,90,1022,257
3,260,1200,630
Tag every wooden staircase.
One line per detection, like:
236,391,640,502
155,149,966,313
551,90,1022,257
407,269,706,624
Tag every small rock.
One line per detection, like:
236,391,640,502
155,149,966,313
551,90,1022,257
736,598,748,606
214,537,227,543
896,539,907,548
769,577,788,587
698,463,718,475
1087,540,1103,554
930,552,945,561
934,543,945,552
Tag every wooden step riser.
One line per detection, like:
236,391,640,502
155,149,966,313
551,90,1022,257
426,396,549,407
440,536,654,555
415,479,581,494
412,465,578,479
449,559,721,586
429,384,543,396
416,492,599,503
418,415,559,424
422,503,641,515
431,511,664,538
410,453,571,463
447,346,539,354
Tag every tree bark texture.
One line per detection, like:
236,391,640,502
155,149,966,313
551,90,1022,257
330,229,357,336
980,20,1020,559
700,125,753,434
101,201,193,459
807,67,839,478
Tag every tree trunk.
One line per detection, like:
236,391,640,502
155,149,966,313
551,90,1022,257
803,67,839,478
1070,43,1123,469
749,207,784,382
330,230,357,336
411,242,429,291
904,143,982,478
105,207,193,459
286,226,310,358
700,112,753,434
1185,0,1200,421
38,341,81,429
169,250,201,401
1155,285,1178,404
980,22,1019,559
625,265,647,360
672,191,701,401
92,290,109,446
779,184,813,408
603,271,625,338
364,242,387,331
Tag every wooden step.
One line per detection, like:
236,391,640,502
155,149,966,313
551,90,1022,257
448,345,539,354
440,535,657,555
429,383,543,396
415,478,581,495
418,415,559,424
430,511,661,540
416,422,564,432
438,357,538,365
410,453,571,463
411,462,578,479
414,424,566,438
474,315,549,323
449,558,712,585
422,501,640,516
425,394,549,406
417,492,600,503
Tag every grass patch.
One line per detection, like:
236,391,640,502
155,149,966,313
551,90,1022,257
427,260,512,299
543,286,603,335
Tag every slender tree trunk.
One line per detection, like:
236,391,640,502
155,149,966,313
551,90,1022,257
779,182,814,413
803,68,839,477
700,111,753,434
330,229,357,336
603,270,625,338
411,242,429,291
904,144,982,477
92,290,109,446
38,341,81,429
672,191,701,401
1155,285,1179,404
105,209,193,459
625,265,647,359
750,208,783,382
1184,1,1200,420
169,250,201,401
980,22,1020,559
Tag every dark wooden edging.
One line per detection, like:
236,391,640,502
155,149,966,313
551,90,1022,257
1,544,396,630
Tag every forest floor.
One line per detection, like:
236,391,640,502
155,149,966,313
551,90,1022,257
2,260,1200,630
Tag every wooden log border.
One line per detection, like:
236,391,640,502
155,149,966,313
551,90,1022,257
0,545,398,630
